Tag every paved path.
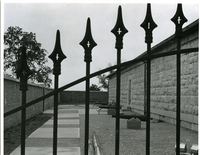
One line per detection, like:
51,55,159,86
11,108,81,155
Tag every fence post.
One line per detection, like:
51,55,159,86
16,46,33,155
111,6,128,155
141,3,157,155
49,30,66,155
80,18,97,155
171,4,187,155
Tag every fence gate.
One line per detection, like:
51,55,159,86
4,3,198,155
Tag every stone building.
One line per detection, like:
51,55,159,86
107,19,198,131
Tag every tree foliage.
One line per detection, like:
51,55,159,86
89,84,101,91
97,63,116,91
97,74,108,90
4,26,52,87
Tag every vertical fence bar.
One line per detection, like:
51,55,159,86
85,61,90,155
146,43,151,155
16,46,33,155
171,4,187,155
140,4,157,155
53,74,59,155
49,30,66,155
116,48,121,155
144,61,147,115
21,91,26,155
80,18,97,155
111,6,128,155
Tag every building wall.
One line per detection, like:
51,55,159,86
60,90,108,104
4,77,54,129
108,76,116,103
108,22,198,131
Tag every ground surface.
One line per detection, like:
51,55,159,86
4,105,198,155
4,113,53,155
81,114,197,155
78,106,198,155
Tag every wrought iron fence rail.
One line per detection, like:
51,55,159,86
4,47,198,118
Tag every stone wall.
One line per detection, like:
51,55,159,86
60,90,108,104
108,20,198,131
4,75,108,129
4,76,54,129
108,76,116,103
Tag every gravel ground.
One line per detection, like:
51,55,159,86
4,113,53,155
79,111,198,155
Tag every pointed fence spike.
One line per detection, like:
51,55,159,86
111,5,128,49
80,18,97,62
49,30,66,75
171,4,188,36
140,3,157,44
16,46,33,78
16,46,33,91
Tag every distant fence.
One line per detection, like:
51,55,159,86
60,90,108,104
4,76,54,129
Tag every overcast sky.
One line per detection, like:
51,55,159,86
2,1,199,90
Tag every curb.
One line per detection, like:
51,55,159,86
89,132,103,155
93,133,102,155
88,139,94,155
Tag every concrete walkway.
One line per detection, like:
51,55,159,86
11,108,81,155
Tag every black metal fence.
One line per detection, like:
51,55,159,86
4,3,198,155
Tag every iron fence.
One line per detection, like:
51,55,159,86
4,3,199,155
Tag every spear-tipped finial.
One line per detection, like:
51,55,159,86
140,3,157,44
171,4,187,36
111,5,128,49
80,18,97,63
16,46,33,91
49,30,66,75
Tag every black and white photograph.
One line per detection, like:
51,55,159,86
1,1,199,155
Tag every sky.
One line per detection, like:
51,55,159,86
2,1,199,90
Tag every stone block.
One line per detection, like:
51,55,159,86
181,121,191,130
127,118,141,129
192,106,198,115
191,123,198,131
169,105,176,112
107,109,116,115
184,105,193,114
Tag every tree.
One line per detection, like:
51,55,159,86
97,74,108,90
89,84,101,91
4,26,52,87
97,63,116,91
